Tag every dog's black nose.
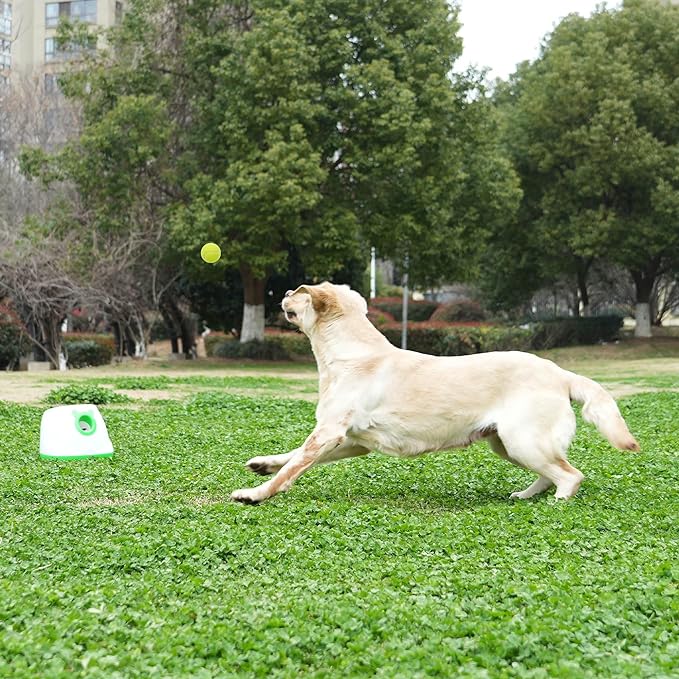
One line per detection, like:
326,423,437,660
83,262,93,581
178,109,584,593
285,289,293,297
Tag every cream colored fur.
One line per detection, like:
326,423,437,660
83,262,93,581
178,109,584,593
229,282,639,505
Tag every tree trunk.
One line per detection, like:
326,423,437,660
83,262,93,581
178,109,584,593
240,265,266,343
179,311,197,358
160,308,180,354
576,258,592,317
635,302,651,338
632,269,655,339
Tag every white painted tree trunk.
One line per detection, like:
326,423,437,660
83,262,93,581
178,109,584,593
634,302,652,338
240,303,265,343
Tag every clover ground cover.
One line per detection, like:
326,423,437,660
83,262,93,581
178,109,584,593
0,384,677,677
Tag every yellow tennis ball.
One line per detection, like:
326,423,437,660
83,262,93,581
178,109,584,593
200,242,221,264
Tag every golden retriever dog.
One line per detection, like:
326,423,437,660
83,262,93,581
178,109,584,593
230,283,639,505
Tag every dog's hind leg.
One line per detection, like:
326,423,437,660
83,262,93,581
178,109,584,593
510,475,554,500
488,433,554,499
494,402,584,500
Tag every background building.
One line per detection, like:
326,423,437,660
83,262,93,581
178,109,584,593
3,1,123,90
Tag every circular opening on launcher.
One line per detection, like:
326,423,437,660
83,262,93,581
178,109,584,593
77,415,96,435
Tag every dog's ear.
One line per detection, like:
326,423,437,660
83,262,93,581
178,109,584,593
298,285,339,316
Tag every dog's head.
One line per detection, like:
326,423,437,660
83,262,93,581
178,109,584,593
281,282,367,333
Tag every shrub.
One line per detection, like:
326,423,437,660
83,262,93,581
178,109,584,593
64,334,115,368
267,332,313,358
204,331,231,357
530,316,623,350
371,297,439,322
109,376,171,390
431,299,487,323
205,332,313,360
367,306,396,327
0,306,29,370
379,284,404,297
45,384,132,405
380,323,533,356
212,338,291,361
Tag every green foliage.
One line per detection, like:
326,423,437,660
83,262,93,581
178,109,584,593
212,338,291,361
0,307,29,370
380,316,622,355
371,298,438,322
0,390,677,676
64,335,115,369
381,323,533,355
530,316,624,350
44,384,132,405
203,332,230,357
491,0,679,309
23,0,520,344
105,376,171,390
367,306,396,327
268,333,314,359
206,333,313,360
431,300,487,322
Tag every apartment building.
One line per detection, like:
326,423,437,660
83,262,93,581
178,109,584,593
0,2,10,86
1,0,123,90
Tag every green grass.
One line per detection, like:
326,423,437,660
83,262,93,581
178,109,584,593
44,384,134,405
592,375,679,390
1,389,678,678
101,374,318,393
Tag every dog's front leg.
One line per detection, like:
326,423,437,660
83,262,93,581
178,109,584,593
230,426,346,505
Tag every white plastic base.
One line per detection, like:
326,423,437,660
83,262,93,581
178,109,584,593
40,404,114,459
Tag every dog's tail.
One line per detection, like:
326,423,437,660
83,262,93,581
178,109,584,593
567,372,640,451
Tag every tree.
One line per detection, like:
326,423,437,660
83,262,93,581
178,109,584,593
24,0,518,343
494,0,679,336
0,75,83,367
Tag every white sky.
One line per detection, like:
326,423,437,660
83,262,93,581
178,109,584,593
457,1,621,80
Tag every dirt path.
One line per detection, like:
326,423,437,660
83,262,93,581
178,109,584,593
2,349,678,405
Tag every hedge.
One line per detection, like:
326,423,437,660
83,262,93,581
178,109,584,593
381,323,533,356
205,315,622,362
529,316,623,350
367,306,396,327
64,334,115,368
205,332,313,361
0,307,30,370
430,300,486,323
371,297,438,322
380,316,623,356
204,332,231,357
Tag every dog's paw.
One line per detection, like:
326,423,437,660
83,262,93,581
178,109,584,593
509,491,530,500
229,488,263,505
245,457,275,476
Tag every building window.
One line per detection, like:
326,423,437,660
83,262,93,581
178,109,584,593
45,35,95,62
46,1,98,28
45,73,61,94
71,0,97,24
0,2,11,36
45,37,56,60
0,37,10,69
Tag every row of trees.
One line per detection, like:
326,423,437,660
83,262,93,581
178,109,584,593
15,0,518,352
2,0,678,366
484,0,679,336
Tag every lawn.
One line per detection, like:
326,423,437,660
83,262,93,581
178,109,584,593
1,350,678,677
